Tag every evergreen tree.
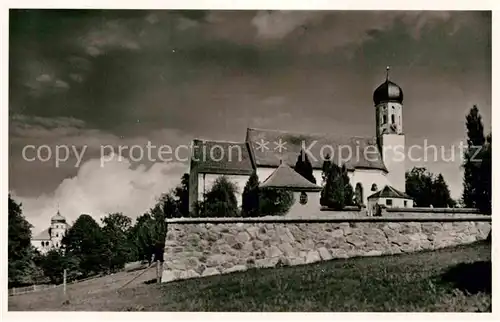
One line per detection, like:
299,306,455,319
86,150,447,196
203,176,239,217
341,164,354,206
321,154,332,184
321,162,345,210
462,105,486,208
8,195,37,287
242,171,260,217
174,173,190,217
431,174,454,208
477,134,492,214
295,149,316,184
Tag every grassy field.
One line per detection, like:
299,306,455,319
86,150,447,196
9,241,491,312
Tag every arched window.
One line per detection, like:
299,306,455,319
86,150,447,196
371,183,378,191
382,114,387,124
391,114,395,124
355,183,364,206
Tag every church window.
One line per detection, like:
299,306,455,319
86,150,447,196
382,114,387,124
371,183,378,191
391,114,395,124
386,199,393,206
56,233,59,237
404,200,408,207
299,192,308,205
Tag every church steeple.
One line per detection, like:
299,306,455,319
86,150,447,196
373,66,406,193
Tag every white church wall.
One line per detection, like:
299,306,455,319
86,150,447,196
286,191,322,218
197,173,251,207
381,134,406,192
350,169,390,206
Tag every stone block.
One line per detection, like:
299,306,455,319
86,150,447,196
201,267,220,277
346,235,365,247
278,242,296,256
364,250,383,257
330,248,349,259
236,231,251,244
206,254,227,267
305,250,321,264
265,245,283,258
318,247,332,261
246,226,259,239
223,265,247,274
180,269,200,280
255,257,280,268
162,270,181,283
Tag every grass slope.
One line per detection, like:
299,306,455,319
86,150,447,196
9,241,491,312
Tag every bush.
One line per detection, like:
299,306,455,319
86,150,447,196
259,188,295,216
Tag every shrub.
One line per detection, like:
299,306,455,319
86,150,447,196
259,188,295,216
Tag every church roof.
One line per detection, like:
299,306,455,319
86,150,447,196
32,228,51,240
246,128,387,172
260,162,322,191
190,139,254,175
367,185,412,200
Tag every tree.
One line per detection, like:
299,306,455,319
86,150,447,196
259,188,295,216
321,162,345,210
129,193,178,264
294,149,316,184
476,134,492,214
202,176,239,217
320,160,353,209
431,174,455,208
174,173,190,217
406,167,455,208
8,195,37,287
405,167,434,207
354,183,363,206
341,165,354,206
39,249,80,284
101,213,133,272
62,214,108,277
242,171,260,217
462,105,486,208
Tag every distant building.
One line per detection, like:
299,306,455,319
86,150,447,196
188,68,414,214
31,210,69,254
367,185,414,216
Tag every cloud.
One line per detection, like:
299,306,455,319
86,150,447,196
251,11,320,40
80,19,141,57
12,153,187,234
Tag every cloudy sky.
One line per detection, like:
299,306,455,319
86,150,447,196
9,10,491,232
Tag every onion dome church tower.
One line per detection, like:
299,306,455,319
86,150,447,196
50,210,67,248
374,67,406,192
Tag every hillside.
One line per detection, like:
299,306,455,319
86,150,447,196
9,241,491,312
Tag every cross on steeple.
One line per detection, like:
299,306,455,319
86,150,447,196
386,66,390,81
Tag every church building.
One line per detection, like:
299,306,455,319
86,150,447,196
188,69,414,215
31,210,69,254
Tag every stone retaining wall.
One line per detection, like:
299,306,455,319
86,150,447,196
162,216,491,283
